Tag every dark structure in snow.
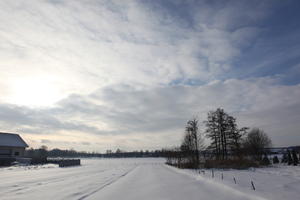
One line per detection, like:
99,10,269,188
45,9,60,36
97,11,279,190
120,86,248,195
292,150,299,166
261,154,270,165
287,150,293,165
0,132,28,158
273,156,279,164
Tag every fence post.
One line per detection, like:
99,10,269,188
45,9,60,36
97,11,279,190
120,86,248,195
233,177,236,184
251,181,256,190
221,173,223,180
212,169,214,178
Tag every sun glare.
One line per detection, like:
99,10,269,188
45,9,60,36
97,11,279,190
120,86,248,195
8,77,62,107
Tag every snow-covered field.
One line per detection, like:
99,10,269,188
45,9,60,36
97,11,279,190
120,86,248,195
177,165,300,200
0,158,299,200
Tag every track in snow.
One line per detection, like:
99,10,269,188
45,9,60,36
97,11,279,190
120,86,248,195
86,163,265,200
0,159,144,200
77,166,137,200
0,158,267,200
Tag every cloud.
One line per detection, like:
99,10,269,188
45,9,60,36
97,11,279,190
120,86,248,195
81,142,91,146
0,0,276,105
41,139,52,144
0,77,299,150
0,0,299,150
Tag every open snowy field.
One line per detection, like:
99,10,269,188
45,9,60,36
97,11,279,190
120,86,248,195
0,158,299,200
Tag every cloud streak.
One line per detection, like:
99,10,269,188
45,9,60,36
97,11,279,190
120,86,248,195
0,0,299,150
1,78,300,150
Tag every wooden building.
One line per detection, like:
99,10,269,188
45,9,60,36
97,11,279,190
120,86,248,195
0,132,28,158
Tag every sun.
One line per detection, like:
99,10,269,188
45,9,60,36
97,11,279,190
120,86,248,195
8,76,62,107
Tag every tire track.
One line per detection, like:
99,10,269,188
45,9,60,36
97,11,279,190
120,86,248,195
77,166,137,200
3,169,109,195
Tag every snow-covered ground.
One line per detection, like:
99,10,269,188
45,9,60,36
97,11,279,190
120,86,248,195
0,158,299,200
177,165,300,200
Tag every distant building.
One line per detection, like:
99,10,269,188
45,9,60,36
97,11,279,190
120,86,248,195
0,132,29,158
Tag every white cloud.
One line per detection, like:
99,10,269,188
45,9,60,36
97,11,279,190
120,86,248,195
0,0,298,151
0,77,299,151
0,0,269,106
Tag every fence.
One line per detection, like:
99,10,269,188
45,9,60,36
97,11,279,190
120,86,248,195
58,159,81,167
200,169,256,191
47,158,81,167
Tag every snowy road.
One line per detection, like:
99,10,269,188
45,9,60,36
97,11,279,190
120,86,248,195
86,163,263,200
1,158,298,200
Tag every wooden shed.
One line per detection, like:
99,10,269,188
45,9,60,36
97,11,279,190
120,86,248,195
0,132,29,158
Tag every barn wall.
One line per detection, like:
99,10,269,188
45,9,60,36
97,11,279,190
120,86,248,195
0,146,25,157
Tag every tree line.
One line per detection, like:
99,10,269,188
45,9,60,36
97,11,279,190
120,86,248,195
25,146,164,161
165,108,279,169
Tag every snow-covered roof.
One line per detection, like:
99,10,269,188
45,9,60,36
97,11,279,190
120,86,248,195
0,132,28,148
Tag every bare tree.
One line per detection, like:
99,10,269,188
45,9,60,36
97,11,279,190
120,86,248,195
243,128,272,160
181,128,194,166
180,118,204,168
205,108,245,160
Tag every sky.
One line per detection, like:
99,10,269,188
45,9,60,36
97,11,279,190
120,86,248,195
0,0,300,152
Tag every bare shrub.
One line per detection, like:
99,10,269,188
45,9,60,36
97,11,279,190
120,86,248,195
243,128,272,161
204,159,259,169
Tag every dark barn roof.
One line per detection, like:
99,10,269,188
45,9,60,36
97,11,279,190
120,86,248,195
0,132,28,148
